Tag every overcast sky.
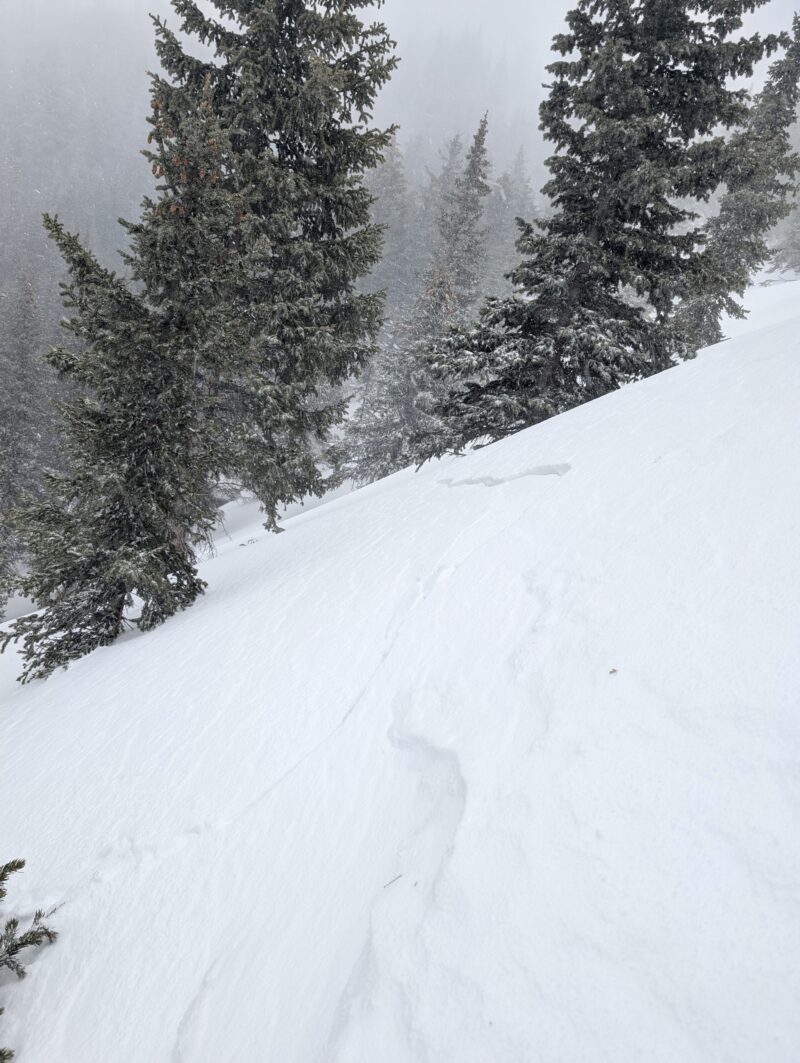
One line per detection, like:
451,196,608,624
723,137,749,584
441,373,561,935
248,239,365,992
1,0,798,268
377,0,568,166
376,0,797,167
6,1,798,160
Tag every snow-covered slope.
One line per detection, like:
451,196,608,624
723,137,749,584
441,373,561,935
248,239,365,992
3,288,800,1063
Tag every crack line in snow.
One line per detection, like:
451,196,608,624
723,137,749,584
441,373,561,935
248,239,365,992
72,497,541,921
223,504,496,830
225,642,398,827
171,957,219,1063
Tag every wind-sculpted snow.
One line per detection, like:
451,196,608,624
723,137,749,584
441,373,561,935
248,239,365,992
2,282,800,1061
439,462,572,487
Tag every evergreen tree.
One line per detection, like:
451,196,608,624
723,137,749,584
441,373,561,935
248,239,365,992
2,2,395,680
485,149,537,297
154,0,396,527
773,196,800,272
0,529,11,621
0,858,58,1062
438,115,491,313
674,15,800,350
2,79,243,682
432,0,782,451
418,135,464,269
772,114,800,273
342,265,459,484
343,118,491,482
0,273,56,617
365,134,416,327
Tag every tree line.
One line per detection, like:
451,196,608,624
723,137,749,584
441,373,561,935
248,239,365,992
2,0,800,684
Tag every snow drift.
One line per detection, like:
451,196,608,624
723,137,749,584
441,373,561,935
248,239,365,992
2,284,799,1062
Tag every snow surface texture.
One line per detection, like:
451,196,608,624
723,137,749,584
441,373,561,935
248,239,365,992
2,281,800,1062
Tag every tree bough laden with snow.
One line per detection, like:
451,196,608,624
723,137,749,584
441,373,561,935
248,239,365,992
365,133,417,327
484,148,537,298
1,859,58,1061
0,274,57,619
432,0,784,451
674,14,800,351
155,0,397,527
1,82,243,682
343,117,492,481
2,2,396,681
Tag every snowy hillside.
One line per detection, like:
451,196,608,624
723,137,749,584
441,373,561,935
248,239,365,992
2,283,800,1062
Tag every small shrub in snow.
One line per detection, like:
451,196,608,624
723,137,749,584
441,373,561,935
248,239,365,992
0,859,58,1061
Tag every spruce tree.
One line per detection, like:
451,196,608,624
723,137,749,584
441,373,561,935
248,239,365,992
485,149,537,297
674,15,800,351
342,265,459,484
432,0,782,450
0,273,56,616
1,79,243,682
415,135,464,281
2,2,396,680
153,0,396,528
772,119,800,273
343,118,491,482
438,114,491,312
0,858,58,1062
366,134,416,327
773,196,800,272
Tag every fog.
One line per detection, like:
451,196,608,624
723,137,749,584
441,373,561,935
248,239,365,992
0,0,796,293
378,0,796,170
378,0,568,172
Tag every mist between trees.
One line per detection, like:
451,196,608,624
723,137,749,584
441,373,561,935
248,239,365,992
0,0,544,515
2,0,800,684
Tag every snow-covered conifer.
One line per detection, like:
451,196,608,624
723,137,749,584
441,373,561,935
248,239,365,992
2,79,242,682
366,135,417,327
432,0,783,450
485,149,537,297
0,858,57,1061
438,114,491,313
0,273,57,617
674,15,800,351
3,1,396,679
155,0,396,527
344,118,492,482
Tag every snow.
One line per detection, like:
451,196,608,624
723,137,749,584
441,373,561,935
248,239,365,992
2,283,800,1062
